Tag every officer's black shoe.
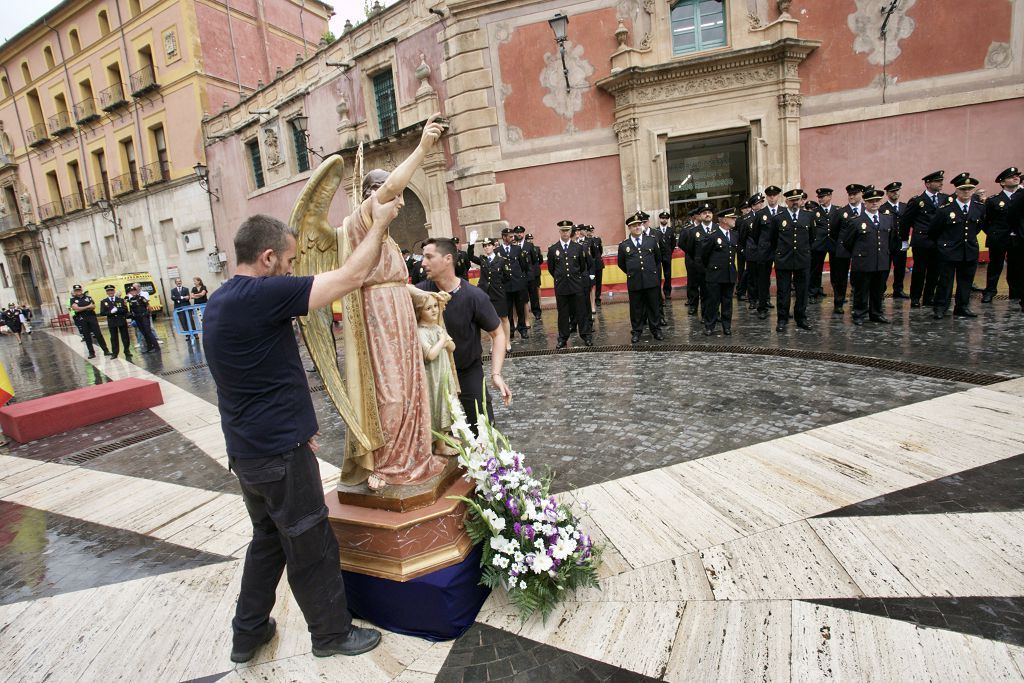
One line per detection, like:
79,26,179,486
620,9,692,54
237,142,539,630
894,292,910,299
767,302,775,308
775,323,785,332
757,310,768,320
870,316,890,324
954,308,978,318
652,330,664,341
796,321,813,331
748,303,757,310
852,318,863,326
124,353,133,359
595,301,602,307
910,300,921,308
981,292,994,303
312,626,382,658
933,310,945,320
687,308,697,316
809,296,818,304
722,327,732,336
519,329,529,339
703,328,713,336
230,617,276,663
630,333,641,344
833,307,845,315
556,339,567,349
87,353,96,359
534,314,543,320
583,337,594,347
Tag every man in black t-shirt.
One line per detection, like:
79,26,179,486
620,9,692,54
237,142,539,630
203,195,400,662
417,237,511,431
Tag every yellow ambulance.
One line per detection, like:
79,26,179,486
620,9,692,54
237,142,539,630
81,272,164,314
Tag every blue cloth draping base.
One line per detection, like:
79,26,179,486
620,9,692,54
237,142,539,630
342,544,491,641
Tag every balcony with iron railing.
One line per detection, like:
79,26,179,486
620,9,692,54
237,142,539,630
130,65,159,97
74,98,101,125
99,82,128,112
26,122,49,147
39,201,64,221
48,111,74,137
111,171,138,196
141,160,170,186
85,182,109,205
62,193,85,214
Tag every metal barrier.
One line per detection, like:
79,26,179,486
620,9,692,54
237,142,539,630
170,304,206,337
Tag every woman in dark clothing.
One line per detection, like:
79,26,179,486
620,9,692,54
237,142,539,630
190,277,209,304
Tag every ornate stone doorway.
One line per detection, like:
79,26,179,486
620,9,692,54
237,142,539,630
19,254,41,308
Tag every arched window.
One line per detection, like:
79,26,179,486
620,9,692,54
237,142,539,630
98,9,110,35
1,76,11,99
69,29,82,54
671,0,727,55
21,62,31,85
128,0,142,18
43,45,55,69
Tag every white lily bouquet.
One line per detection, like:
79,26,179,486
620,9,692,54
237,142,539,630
445,395,602,621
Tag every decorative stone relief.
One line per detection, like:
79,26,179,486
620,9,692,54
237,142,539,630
494,22,512,44
19,187,33,223
415,53,435,97
497,82,513,104
615,0,652,51
777,93,802,117
163,30,178,61
849,0,916,66
540,42,595,120
615,21,629,47
777,0,792,17
613,118,639,143
985,42,1012,69
263,126,282,167
336,95,351,127
506,126,523,144
615,66,776,106
747,12,764,30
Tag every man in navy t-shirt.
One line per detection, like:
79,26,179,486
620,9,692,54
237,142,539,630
417,237,512,430
204,199,397,662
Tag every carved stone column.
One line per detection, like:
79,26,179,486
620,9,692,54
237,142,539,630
777,92,803,188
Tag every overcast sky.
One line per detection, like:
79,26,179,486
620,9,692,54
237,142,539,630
2,0,397,46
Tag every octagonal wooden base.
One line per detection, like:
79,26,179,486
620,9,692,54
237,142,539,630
326,475,476,582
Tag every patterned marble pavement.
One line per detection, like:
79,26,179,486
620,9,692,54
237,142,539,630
0,309,1022,682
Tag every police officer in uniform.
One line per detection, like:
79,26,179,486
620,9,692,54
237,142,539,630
809,188,837,302
982,167,1022,301
734,199,752,301
882,182,909,298
901,170,948,308
547,220,593,348
680,204,714,318
619,211,663,343
70,284,110,358
700,208,739,335
501,226,532,339
768,189,814,331
127,283,160,353
930,172,983,319
843,187,896,325
467,234,512,349
753,187,784,318
582,225,603,312
655,211,676,299
525,232,545,319
453,237,471,279
828,184,865,315
99,284,132,359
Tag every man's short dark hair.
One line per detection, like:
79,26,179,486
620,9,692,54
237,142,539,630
423,237,456,258
235,214,297,265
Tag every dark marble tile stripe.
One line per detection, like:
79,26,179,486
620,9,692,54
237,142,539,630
437,623,661,682
816,453,1024,518
804,597,1024,648
0,501,232,606
181,673,231,683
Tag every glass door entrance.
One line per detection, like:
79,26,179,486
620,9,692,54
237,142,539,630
666,131,749,224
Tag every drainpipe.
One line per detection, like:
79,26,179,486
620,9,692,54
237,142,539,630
223,0,244,100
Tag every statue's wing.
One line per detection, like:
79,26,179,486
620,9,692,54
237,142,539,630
290,155,378,452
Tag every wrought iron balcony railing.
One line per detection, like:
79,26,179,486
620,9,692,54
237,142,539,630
39,201,64,221
48,111,74,137
62,193,85,214
111,171,138,196
141,160,170,186
85,182,109,205
26,123,49,147
129,65,159,97
74,98,101,125
99,82,128,112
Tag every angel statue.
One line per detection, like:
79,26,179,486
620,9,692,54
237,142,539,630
291,114,451,492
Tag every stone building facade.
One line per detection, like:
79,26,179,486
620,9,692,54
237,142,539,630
204,0,1023,267
0,0,329,316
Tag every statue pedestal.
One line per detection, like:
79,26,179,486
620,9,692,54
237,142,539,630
326,462,489,639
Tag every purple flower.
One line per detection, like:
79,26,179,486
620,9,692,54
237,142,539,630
553,558,562,569
507,498,520,517
546,547,554,557
513,522,522,536
486,457,498,473
526,466,533,475
524,525,536,541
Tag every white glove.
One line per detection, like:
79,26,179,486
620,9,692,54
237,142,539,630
468,230,479,244
589,274,595,280
901,241,909,251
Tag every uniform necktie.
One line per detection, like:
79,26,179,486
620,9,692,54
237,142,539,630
791,210,798,221
873,215,879,227
852,206,859,216
932,194,939,207
634,238,640,249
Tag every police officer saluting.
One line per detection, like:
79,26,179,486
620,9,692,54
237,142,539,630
842,187,896,325
700,208,739,335
768,188,814,332
99,284,132,359
618,211,663,343
547,220,593,348
70,284,110,358
930,172,983,320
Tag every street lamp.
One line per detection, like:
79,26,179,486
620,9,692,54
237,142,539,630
95,197,126,261
193,163,220,200
548,12,571,93
290,115,325,161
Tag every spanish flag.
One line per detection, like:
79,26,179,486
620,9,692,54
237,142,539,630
0,361,13,406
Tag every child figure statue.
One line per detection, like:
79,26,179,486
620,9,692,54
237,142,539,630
413,292,464,455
